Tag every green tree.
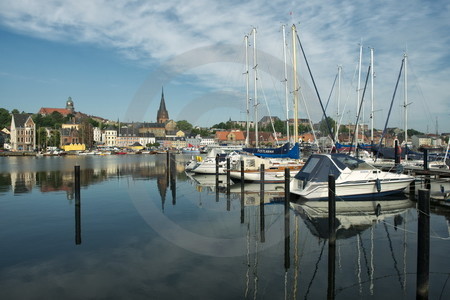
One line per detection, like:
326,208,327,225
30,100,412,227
37,127,48,150
11,109,20,114
0,108,11,129
318,117,336,136
176,120,193,132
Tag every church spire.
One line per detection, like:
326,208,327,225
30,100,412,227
157,87,169,123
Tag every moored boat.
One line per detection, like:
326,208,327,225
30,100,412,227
290,153,414,200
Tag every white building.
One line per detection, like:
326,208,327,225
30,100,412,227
93,127,102,143
10,114,36,151
103,127,117,147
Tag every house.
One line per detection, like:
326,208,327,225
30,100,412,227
411,135,432,148
103,126,117,147
245,131,277,146
10,114,36,151
215,130,245,145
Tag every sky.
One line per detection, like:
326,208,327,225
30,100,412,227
0,0,449,133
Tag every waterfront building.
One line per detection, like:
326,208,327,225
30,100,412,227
93,127,102,143
215,130,245,145
10,113,36,151
103,126,117,147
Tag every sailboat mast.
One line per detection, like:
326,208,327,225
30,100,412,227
370,47,374,144
291,24,299,143
355,43,363,147
336,65,342,141
403,52,408,148
282,25,290,143
244,35,250,147
252,27,259,147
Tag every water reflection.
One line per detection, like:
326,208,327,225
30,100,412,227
290,197,415,239
0,155,188,202
1,155,449,299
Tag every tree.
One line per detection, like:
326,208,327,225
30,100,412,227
0,108,11,129
37,127,48,150
318,117,336,136
176,120,193,132
11,109,20,114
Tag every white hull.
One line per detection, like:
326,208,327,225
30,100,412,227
229,169,299,183
290,177,414,200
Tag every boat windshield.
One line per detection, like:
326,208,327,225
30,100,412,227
331,154,374,171
294,155,341,182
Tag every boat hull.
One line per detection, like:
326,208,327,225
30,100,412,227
290,178,414,200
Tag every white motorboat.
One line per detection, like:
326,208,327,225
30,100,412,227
290,153,414,200
229,154,303,183
191,150,240,175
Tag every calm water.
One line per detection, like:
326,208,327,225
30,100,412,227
0,154,449,299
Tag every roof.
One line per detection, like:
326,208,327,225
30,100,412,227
38,108,73,116
215,130,245,141
12,114,33,128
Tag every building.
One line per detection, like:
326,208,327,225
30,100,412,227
411,135,432,148
38,97,78,117
103,126,117,147
157,88,169,124
10,114,36,151
215,130,245,145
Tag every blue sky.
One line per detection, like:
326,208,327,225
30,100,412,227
0,0,449,133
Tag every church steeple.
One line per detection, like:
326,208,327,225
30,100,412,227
157,87,169,123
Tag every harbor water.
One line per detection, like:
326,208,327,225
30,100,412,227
0,154,449,299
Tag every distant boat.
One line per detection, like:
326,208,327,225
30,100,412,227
290,153,414,200
182,144,200,154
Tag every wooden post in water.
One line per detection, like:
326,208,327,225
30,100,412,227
170,153,176,205
74,165,81,245
284,168,290,270
327,174,336,299
416,189,430,300
409,178,416,201
240,160,245,224
215,154,219,202
423,148,429,171
215,154,219,183
260,164,265,242
226,157,231,195
328,174,336,245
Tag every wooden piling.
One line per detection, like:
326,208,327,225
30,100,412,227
284,168,290,270
260,164,265,242
226,157,231,195
328,174,336,245
423,148,429,171
409,178,416,201
215,154,219,185
416,189,430,300
74,165,81,245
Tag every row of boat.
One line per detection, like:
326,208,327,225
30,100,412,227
184,142,430,201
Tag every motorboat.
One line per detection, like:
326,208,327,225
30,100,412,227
290,153,414,200
229,154,303,183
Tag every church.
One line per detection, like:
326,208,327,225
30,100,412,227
138,88,177,137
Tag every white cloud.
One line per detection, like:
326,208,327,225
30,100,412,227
0,0,449,131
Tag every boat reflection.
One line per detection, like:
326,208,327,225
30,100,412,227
290,196,415,239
